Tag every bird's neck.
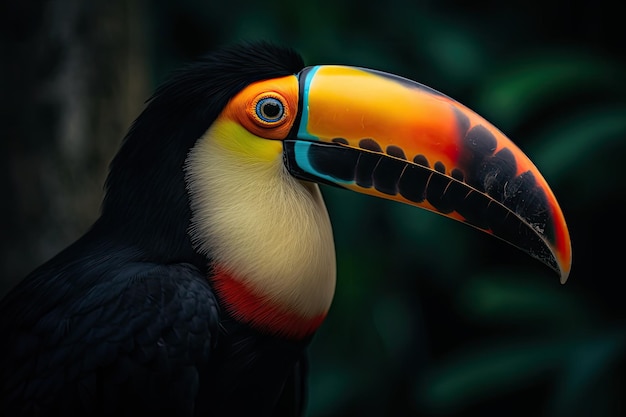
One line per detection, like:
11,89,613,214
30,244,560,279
185,121,337,339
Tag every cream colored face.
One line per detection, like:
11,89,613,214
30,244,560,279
184,117,337,334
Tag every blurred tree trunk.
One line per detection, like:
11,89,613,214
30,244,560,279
0,0,149,297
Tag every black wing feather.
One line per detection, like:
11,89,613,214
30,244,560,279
1,259,219,417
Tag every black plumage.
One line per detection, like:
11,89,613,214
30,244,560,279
0,42,309,417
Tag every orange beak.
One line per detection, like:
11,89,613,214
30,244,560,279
283,65,572,282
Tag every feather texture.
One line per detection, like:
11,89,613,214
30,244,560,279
0,42,313,417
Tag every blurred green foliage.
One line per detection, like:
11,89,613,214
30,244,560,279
151,0,624,415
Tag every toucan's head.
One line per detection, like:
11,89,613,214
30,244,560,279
102,42,571,337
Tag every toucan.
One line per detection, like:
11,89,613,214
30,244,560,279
0,42,571,417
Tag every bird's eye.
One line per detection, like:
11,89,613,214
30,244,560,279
241,88,293,136
254,95,286,125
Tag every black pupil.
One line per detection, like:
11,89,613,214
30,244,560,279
262,100,281,118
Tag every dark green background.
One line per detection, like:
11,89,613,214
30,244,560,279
1,0,624,416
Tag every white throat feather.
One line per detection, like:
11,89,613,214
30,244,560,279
184,119,337,329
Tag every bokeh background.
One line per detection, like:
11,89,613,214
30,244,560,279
1,0,624,416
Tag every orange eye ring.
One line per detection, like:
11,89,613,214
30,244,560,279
249,93,289,127
223,75,298,140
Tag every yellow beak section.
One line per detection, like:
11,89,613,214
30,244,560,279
283,65,572,282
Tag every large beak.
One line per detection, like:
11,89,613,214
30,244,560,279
283,65,572,283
